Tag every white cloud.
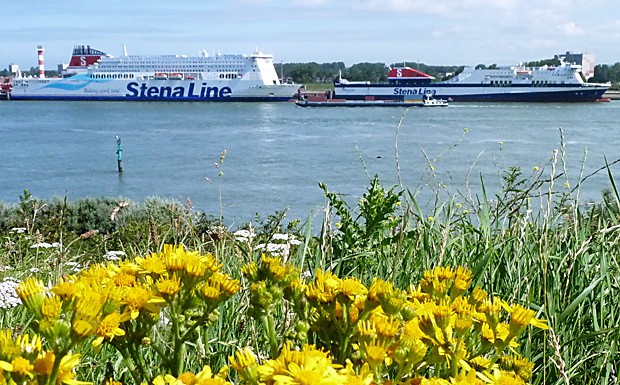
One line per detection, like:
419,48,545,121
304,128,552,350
562,21,584,36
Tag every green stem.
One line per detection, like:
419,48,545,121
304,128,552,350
116,343,143,385
262,313,279,358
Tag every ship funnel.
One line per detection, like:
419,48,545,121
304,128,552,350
37,45,45,78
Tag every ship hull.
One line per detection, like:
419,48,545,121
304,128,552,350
334,84,608,103
9,77,298,102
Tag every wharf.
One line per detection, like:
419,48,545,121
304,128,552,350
604,90,620,100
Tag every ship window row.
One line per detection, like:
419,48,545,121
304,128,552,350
219,73,240,79
99,65,244,70
90,74,135,79
102,61,245,66
532,80,561,86
490,80,512,86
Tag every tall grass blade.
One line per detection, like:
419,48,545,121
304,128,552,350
557,276,603,322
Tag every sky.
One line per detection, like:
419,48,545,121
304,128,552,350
1,0,619,70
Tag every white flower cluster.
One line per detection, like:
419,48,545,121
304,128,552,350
104,251,126,261
30,242,61,249
65,261,82,273
255,233,303,260
0,277,21,309
233,229,256,243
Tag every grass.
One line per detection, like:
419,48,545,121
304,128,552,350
1,152,619,384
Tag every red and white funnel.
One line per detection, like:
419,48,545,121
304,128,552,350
37,45,45,78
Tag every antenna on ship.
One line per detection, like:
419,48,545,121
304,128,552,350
123,44,128,56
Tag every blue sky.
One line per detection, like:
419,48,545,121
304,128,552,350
2,0,618,70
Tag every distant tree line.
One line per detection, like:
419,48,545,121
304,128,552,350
0,67,58,77
591,63,620,86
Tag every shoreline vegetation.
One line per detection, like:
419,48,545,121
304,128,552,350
1,154,619,384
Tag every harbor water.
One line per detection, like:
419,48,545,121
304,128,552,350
1,101,619,224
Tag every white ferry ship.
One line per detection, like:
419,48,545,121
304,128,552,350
334,61,611,102
8,45,300,101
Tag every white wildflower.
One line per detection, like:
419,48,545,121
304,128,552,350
30,242,53,248
0,278,22,309
104,251,126,261
272,233,290,241
10,227,27,234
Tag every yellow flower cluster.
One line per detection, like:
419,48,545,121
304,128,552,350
271,266,547,384
230,343,374,385
13,244,240,382
151,365,231,385
0,330,87,385
241,254,301,318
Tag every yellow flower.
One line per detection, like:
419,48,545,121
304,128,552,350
72,320,95,338
229,347,259,383
338,277,367,301
306,270,340,304
33,351,55,376
92,311,130,351
11,356,34,377
16,332,43,355
41,295,62,320
240,262,258,280
269,263,289,281
271,356,345,385
194,365,232,385
51,277,78,300
512,355,534,382
481,323,519,349
363,344,388,369
56,353,92,385
209,272,241,296
156,275,182,297
470,286,488,306
134,254,167,276
15,277,46,315
453,267,472,292
112,272,136,287
492,370,526,385
121,282,165,319
160,244,187,271
453,368,486,385
509,304,548,335
177,372,196,385
184,253,208,277
373,313,400,340
153,374,184,385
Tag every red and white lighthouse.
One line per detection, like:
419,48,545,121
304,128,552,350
37,45,45,78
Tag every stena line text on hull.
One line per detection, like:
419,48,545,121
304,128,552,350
125,82,232,99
